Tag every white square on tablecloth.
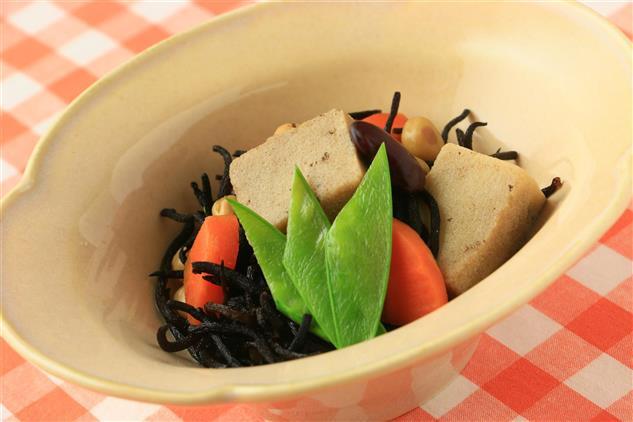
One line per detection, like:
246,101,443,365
33,113,61,136
130,0,191,23
564,353,632,408
420,375,478,418
44,373,64,386
0,159,19,183
1,73,42,110
7,1,65,34
90,397,161,421
0,404,13,422
567,245,631,295
579,1,630,16
487,305,562,355
58,30,117,66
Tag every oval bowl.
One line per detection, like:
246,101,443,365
1,2,630,420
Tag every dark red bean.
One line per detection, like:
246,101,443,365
350,121,425,192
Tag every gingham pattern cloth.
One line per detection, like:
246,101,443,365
1,1,631,421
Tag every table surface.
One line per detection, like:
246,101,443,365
1,1,631,421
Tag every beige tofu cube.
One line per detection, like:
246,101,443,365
425,144,545,296
229,109,365,229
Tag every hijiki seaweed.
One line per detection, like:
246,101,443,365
151,146,332,368
440,108,518,160
541,177,563,198
439,106,562,196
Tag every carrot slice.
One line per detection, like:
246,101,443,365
363,112,408,141
382,219,447,325
184,215,239,324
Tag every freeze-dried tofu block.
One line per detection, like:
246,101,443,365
230,109,365,229
426,144,545,296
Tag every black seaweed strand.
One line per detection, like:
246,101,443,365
167,300,207,322
193,261,258,293
190,322,278,364
201,173,213,214
406,193,424,238
149,270,183,279
235,225,254,274
204,302,254,325
455,128,465,147
193,211,206,224
419,190,441,258
384,91,401,133
288,314,312,352
490,150,519,161
393,192,431,244
190,181,209,215
441,109,470,142
270,342,307,360
157,325,198,352
541,177,563,198
462,121,487,150
392,188,409,222
259,291,286,335
213,145,233,198
349,109,381,120
210,334,241,367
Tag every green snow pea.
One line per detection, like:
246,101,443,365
228,199,328,341
325,143,392,347
229,144,391,348
283,168,338,345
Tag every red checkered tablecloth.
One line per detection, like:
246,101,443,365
1,1,631,421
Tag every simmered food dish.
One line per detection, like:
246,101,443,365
150,93,561,367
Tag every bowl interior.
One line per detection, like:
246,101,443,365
2,2,630,403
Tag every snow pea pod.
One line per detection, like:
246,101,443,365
283,168,339,345
325,144,393,347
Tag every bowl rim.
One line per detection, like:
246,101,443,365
1,0,631,405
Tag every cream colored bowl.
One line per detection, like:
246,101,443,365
1,2,631,420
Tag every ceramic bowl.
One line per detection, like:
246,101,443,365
1,2,630,420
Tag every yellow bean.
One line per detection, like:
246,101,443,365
402,117,442,161
173,285,185,302
212,195,237,216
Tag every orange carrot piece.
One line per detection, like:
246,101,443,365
184,215,239,324
382,219,448,325
363,112,408,141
